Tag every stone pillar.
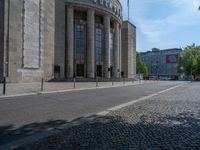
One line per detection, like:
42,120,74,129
87,9,95,78
103,15,110,78
121,21,136,78
119,25,122,78
114,22,119,78
66,6,74,78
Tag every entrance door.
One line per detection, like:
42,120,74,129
110,66,113,78
96,65,102,77
76,64,84,77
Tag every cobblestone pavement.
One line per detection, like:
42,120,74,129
16,82,200,150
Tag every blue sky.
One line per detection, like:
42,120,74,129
120,0,200,52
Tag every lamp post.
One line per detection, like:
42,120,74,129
5,0,10,77
127,0,130,21
180,66,184,80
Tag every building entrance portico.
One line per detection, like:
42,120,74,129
54,0,136,81
64,3,122,79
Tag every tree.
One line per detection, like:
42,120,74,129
136,52,148,77
199,6,200,10
177,44,200,77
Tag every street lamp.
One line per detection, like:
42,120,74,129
180,66,184,80
5,0,10,77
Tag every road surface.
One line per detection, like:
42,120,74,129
0,81,184,145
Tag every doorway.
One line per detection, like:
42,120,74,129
110,66,113,78
96,65,102,77
76,64,84,77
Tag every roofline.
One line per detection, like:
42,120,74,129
123,20,136,28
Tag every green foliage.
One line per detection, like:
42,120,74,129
136,52,148,77
199,6,200,10
177,44,200,76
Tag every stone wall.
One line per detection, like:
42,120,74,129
23,0,41,69
0,0,4,79
7,0,23,82
40,0,55,81
19,0,55,82
121,21,136,78
4,0,55,83
54,0,66,79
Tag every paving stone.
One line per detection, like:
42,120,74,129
15,82,200,150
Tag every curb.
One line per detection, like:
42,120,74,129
0,81,152,99
98,83,186,115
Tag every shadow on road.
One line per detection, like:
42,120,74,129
1,111,200,149
0,120,68,146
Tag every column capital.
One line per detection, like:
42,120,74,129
104,14,110,19
114,21,119,28
67,4,74,9
87,8,95,14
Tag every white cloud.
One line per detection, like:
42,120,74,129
122,0,200,47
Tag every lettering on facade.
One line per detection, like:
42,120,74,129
93,0,121,18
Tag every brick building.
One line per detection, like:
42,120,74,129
140,48,182,79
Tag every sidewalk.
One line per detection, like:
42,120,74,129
0,80,157,97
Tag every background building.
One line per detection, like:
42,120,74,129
0,0,136,83
140,48,182,79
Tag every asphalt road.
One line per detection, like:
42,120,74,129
0,81,184,145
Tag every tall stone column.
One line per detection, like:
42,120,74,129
66,6,74,78
103,15,110,78
114,22,120,78
119,25,122,78
87,9,95,78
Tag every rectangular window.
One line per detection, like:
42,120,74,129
109,32,114,66
95,28,103,64
75,24,86,61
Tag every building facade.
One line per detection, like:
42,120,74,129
121,21,136,78
140,48,182,79
0,0,136,83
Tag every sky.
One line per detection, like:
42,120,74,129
120,0,200,52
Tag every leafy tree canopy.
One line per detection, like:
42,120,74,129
136,52,148,77
177,44,200,76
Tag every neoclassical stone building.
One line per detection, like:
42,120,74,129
0,0,136,83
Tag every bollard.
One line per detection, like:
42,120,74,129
112,79,114,86
123,79,125,86
73,78,76,89
96,78,99,87
41,78,44,92
3,77,6,95
132,79,134,84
